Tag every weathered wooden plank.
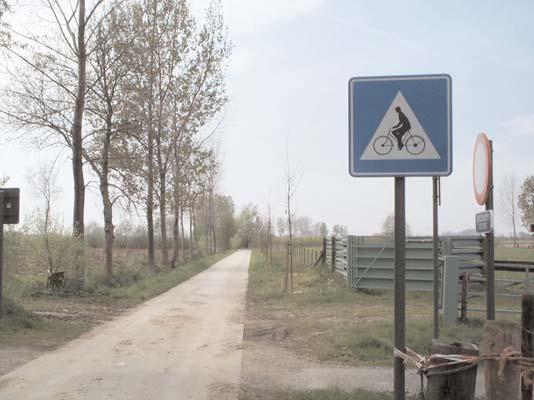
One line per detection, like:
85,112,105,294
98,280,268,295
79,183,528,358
481,320,521,400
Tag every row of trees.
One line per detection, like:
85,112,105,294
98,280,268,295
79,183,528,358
499,174,534,247
0,0,232,279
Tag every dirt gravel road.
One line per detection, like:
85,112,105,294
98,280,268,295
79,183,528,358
0,250,250,400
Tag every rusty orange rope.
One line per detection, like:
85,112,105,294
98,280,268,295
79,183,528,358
394,346,534,379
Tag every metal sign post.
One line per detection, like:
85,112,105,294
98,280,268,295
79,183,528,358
0,188,20,317
486,140,495,320
394,177,406,399
472,133,495,320
432,176,440,339
348,75,452,400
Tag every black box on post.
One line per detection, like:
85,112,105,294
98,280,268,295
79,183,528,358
0,188,20,225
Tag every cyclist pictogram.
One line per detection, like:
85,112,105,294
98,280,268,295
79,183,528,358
373,127,425,156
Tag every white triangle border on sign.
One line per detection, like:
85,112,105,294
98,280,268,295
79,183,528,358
360,91,440,160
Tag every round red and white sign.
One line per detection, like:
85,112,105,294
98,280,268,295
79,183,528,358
472,133,492,205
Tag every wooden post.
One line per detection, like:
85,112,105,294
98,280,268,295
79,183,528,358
426,340,479,400
460,272,468,322
284,240,289,292
481,320,521,400
522,295,534,400
322,238,326,266
331,236,336,273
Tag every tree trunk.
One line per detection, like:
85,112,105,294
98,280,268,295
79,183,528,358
44,199,54,274
193,208,199,254
100,105,114,279
146,72,155,268
180,205,186,261
101,182,114,279
268,216,273,272
159,171,169,266
288,191,293,292
512,202,518,248
170,146,180,269
72,0,87,237
189,207,194,258
145,3,157,269
170,204,179,268
146,132,155,268
209,188,216,253
205,195,210,253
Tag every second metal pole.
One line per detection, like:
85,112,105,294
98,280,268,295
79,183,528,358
433,177,440,339
486,141,495,320
394,177,406,400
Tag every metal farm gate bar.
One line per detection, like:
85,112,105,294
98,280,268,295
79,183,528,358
324,235,484,291
325,236,348,277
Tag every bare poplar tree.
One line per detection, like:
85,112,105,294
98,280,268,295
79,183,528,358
0,0,108,236
498,174,519,248
284,162,297,293
27,161,60,276
267,201,273,272
84,3,138,278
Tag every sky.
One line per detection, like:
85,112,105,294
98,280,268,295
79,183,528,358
1,0,534,236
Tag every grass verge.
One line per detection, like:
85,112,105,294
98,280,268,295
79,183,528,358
495,246,534,262
247,250,484,366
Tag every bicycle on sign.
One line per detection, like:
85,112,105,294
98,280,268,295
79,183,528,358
372,105,426,156
373,128,426,156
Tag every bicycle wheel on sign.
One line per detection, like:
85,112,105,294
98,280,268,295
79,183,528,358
405,135,425,155
373,136,393,155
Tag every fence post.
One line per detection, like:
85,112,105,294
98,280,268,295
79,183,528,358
347,236,354,289
442,256,461,324
460,272,468,322
522,295,534,400
322,238,326,266
482,321,521,400
331,236,336,273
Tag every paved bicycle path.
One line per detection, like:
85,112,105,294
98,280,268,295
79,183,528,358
0,250,251,400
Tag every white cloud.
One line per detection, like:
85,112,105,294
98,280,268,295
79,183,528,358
503,114,534,136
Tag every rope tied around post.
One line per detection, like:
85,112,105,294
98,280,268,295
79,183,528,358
394,346,534,379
